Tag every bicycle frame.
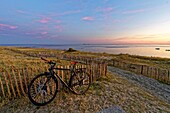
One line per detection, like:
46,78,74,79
47,64,80,93
41,57,87,93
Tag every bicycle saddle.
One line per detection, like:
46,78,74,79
71,61,78,65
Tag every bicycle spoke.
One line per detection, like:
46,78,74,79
71,71,91,94
28,73,58,106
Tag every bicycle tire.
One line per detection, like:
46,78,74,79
28,73,58,106
70,70,91,95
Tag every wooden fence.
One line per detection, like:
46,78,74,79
0,62,107,99
110,60,170,84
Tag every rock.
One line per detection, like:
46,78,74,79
66,48,77,52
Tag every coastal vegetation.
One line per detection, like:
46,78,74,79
0,46,170,112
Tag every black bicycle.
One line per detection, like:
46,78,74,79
28,57,91,106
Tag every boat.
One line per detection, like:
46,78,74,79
155,48,160,50
165,49,170,51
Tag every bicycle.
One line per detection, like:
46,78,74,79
28,57,91,106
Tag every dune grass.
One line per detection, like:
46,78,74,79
0,72,170,113
0,46,170,112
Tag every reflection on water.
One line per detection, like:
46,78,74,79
81,45,170,58
1,44,170,58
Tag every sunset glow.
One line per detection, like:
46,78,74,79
0,0,170,44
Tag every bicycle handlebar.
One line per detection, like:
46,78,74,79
41,57,61,64
41,57,86,65
41,57,52,62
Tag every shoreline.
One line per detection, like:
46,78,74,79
1,44,170,59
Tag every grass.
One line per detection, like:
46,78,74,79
2,46,170,68
0,47,75,70
1,72,170,113
0,46,170,112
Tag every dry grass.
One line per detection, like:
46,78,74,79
0,46,170,112
0,72,170,113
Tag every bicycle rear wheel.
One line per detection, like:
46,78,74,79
70,70,91,95
28,73,58,106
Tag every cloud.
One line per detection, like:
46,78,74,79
55,20,62,24
122,9,145,14
48,10,81,16
37,17,51,24
26,30,48,35
55,25,63,32
96,7,114,13
60,10,81,16
82,16,94,21
112,19,122,23
112,18,129,23
40,31,48,35
112,34,170,44
0,23,18,29
16,10,28,14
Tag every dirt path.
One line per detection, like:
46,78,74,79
108,66,170,104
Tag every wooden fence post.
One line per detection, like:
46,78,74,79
57,65,61,91
61,66,64,81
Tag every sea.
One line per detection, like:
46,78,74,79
1,44,170,58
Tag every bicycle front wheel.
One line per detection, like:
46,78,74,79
28,73,58,106
70,71,91,95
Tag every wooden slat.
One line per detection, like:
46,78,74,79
0,77,5,97
61,66,64,81
18,70,26,96
22,69,28,93
57,65,61,91
12,69,21,97
3,72,11,97
7,71,16,97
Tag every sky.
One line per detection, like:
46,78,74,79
0,0,170,44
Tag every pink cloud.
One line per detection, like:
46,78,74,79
55,20,62,24
112,19,121,23
102,7,113,12
55,25,63,32
26,30,48,35
40,32,48,35
122,9,145,14
82,16,94,21
0,24,18,29
37,17,51,24
25,32,35,35
48,10,81,17
38,26,49,31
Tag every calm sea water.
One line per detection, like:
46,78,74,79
1,44,170,58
